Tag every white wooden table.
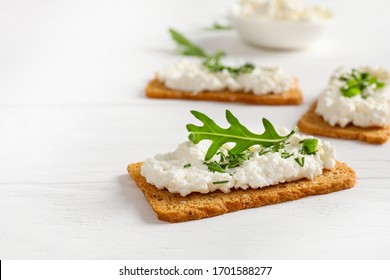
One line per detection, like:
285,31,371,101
1,0,389,259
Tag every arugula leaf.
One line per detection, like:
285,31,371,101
169,28,208,58
187,110,318,169
169,29,255,76
186,110,296,161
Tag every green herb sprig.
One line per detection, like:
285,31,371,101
257,138,317,167
169,29,208,58
258,140,290,156
169,29,255,76
205,161,226,174
204,22,233,31
339,69,385,98
203,52,255,77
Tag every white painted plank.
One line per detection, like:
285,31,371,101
0,0,390,259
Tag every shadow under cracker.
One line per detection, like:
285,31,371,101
117,174,165,224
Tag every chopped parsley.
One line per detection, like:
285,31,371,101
205,150,253,174
300,139,318,155
212,180,230,185
203,51,255,77
339,69,385,98
295,157,305,167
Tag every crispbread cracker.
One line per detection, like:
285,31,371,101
127,161,356,223
145,79,303,105
298,102,390,144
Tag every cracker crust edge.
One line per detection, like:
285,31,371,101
128,161,356,223
297,102,390,144
145,78,303,105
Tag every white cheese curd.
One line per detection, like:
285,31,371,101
235,0,332,21
157,59,294,95
316,66,390,128
233,0,333,22
236,67,294,95
141,131,336,196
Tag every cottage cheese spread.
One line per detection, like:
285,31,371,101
233,0,333,22
157,59,295,95
141,130,335,196
316,66,390,128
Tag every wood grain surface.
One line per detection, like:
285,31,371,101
0,0,390,259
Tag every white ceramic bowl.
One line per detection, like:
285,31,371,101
231,15,332,50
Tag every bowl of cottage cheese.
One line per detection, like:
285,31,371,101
230,0,334,50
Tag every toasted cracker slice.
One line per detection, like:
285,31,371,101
127,161,355,223
145,78,303,105
298,102,390,144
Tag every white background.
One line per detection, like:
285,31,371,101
2,260,390,280
0,0,389,259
